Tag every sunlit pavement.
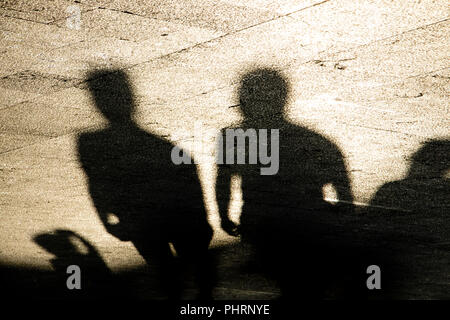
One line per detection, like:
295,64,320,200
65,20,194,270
0,0,449,299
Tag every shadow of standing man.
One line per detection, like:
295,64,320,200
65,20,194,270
78,69,214,299
216,68,355,299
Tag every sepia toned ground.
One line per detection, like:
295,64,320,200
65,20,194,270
0,0,448,299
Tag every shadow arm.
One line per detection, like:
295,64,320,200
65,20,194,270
216,164,239,236
331,155,355,214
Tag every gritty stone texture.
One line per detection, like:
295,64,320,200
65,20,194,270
0,0,448,300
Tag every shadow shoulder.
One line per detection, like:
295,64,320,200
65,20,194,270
369,179,406,209
77,130,106,143
285,124,344,154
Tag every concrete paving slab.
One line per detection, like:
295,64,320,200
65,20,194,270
46,26,222,73
220,0,327,15
100,0,278,33
0,98,103,139
0,43,44,77
0,70,81,94
314,20,450,85
0,87,41,109
290,0,448,50
127,4,449,109
51,7,223,42
0,0,109,24
0,15,87,49
0,131,49,154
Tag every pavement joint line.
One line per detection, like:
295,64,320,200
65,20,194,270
48,7,100,26
0,74,86,113
99,0,331,33
0,63,444,158
10,2,444,109
90,1,332,77
43,37,92,52
0,60,442,159
121,16,450,108
0,8,53,25
0,124,100,157
0,130,55,138
0,5,447,158
96,6,215,29
1,6,98,26
171,17,450,109
308,17,450,63
4,3,450,79
404,66,450,81
334,119,432,139
1,95,46,112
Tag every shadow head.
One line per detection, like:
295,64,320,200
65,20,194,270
408,139,450,178
86,69,136,124
238,68,290,120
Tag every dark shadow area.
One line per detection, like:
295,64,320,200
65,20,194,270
367,139,450,242
363,139,450,298
32,229,115,298
0,240,279,300
370,139,449,217
0,263,156,300
0,229,129,299
216,68,403,299
0,69,447,300
77,69,215,300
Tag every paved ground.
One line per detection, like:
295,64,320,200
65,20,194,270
0,0,449,300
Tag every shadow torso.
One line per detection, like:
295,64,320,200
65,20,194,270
78,126,210,242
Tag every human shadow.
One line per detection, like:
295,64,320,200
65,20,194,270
77,69,214,299
33,229,114,298
370,139,449,217
365,139,450,297
216,68,362,299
